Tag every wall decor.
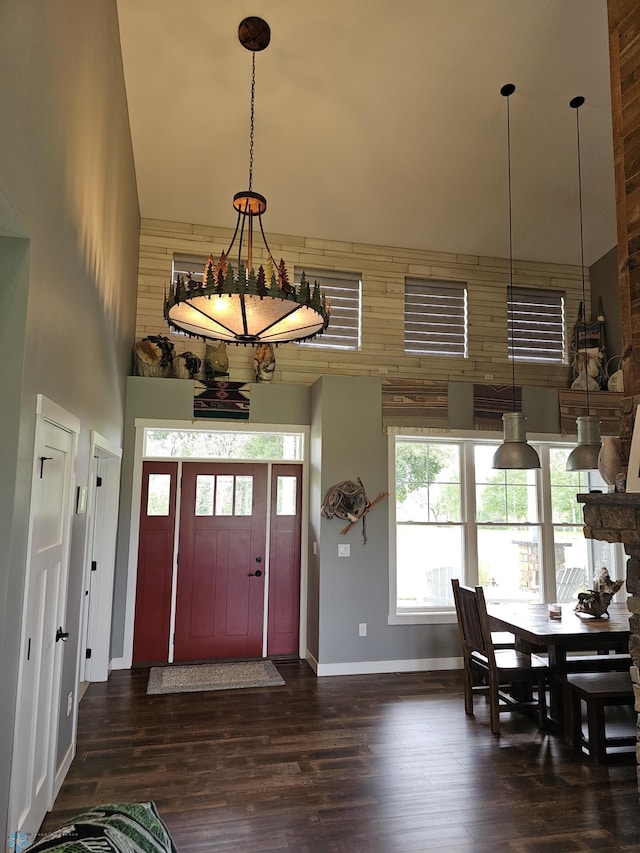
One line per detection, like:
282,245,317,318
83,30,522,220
193,379,250,419
321,477,388,544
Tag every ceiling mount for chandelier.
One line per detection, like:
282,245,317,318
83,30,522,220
164,16,331,345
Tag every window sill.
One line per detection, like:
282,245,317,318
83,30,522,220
389,610,457,626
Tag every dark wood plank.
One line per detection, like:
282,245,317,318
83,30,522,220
39,663,639,852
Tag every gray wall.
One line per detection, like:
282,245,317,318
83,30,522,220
116,371,601,672
311,375,458,667
0,0,139,842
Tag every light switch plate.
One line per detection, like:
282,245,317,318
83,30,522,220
338,543,350,557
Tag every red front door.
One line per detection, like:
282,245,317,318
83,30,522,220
174,463,267,660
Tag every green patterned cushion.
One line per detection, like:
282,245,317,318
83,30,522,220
26,802,177,853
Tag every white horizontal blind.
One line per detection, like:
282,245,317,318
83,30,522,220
510,287,565,363
296,268,361,350
404,278,467,357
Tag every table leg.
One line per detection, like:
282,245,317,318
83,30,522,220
548,645,567,726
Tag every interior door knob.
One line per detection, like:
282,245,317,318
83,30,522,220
56,627,70,643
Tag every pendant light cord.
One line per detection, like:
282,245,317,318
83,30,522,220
502,84,517,412
572,97,589,417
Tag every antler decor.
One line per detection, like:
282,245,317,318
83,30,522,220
321,477,388,544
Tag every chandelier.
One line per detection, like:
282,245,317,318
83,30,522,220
164,17,330,345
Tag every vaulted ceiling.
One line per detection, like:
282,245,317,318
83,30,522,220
116,0,615,267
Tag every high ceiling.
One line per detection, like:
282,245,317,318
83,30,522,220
116,0,615,267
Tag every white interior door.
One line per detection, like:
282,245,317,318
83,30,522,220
9,399,77,843
81,436,122,682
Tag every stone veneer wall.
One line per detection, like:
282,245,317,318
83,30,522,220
135,218,586,387
580,394,640,774
580,486,640,773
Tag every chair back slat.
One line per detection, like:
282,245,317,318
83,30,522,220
451,579,494,663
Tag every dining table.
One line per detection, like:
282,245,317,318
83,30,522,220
486,600,631,727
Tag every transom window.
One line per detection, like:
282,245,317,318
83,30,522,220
144,429,303,460
295,267,361,351
509,287,566,363
404,278,468,357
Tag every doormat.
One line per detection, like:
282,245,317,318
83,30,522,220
147,660,285,695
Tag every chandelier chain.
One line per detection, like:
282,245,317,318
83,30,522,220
249,52,256,191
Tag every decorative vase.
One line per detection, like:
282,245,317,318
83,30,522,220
597,436,621,489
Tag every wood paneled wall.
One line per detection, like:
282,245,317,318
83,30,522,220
608,0,640,395
136,218,586,387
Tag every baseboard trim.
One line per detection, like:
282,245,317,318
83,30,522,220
312,656,462,677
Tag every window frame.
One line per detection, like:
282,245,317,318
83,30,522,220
509,286,566,364
295,267,362,351
404,277,468,357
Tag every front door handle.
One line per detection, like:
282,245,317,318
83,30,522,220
248,569,263,577
56,627,70,643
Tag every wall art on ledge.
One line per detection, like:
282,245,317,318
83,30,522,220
381,379,448,427
558,389,623,436
193,380,250,420
473,384,521,430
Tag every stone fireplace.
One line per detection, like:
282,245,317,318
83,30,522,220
578,488,640,768
577,392,640,768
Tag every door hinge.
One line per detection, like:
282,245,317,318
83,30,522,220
96,476,103,487
91,560,97,572
86,648,92,659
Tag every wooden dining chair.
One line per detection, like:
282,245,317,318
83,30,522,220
451,579,548,735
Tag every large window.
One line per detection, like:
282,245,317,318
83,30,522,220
510,287,566,363
404,278,468,357
296,267,361,350
392,436,621,618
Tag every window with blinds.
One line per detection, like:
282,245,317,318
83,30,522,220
509,287,566,363
404,278,468,357
296,268,361,350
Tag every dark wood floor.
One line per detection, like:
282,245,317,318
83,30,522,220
41,662,640,852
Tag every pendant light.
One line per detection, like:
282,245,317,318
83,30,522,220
164,17,330,345
566,96,602,471
492,84,541,470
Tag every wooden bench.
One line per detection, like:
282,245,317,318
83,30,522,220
564,652,631,673
565,672,636,762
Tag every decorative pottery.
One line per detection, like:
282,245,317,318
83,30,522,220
597,435,621,488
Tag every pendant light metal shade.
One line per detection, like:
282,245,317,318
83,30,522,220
565,415,602,471
565,96,602,470
492,83,541,470
492,412,541,469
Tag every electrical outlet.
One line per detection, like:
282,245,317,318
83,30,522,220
338,544,350,557
67,691,73,716
359,622,367,637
